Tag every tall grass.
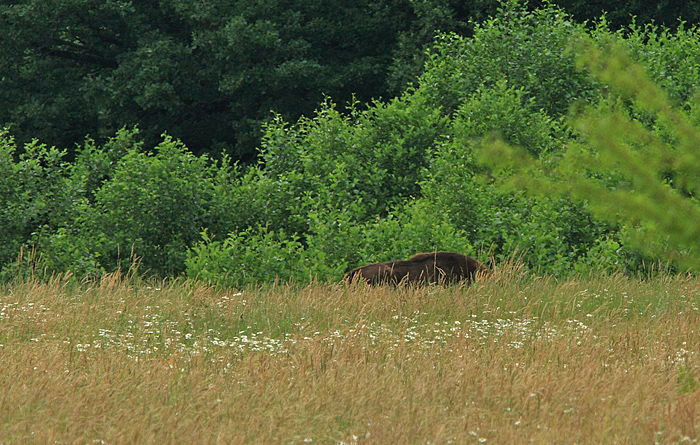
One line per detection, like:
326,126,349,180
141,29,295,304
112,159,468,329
2,267,699,443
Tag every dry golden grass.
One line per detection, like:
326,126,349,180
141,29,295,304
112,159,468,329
2,268,700,444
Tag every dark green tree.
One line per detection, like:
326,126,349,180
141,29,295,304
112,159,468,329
0,0,483,162
551,0,700,31
0,1,208,156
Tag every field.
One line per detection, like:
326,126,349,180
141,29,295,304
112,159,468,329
2,266,700,444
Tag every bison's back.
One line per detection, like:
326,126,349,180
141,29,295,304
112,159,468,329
407,251,487,283
344,260,425,285
345,251,489,285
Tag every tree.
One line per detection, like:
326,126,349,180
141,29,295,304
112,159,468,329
551,0,700,31
0,0,482,162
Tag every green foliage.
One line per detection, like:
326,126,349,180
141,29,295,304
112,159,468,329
385,0,487,93
21,226,107,281
301,199,477,282
19,128,145,279
2,0,698,164
425,146,611,273
71,128,139,202
303,208,365,280
677,365,698,394
258,94,446,224
5,1,700,283
0,0,476,161
92,134,235,276
419,1,599,118
0,132,22,268
418,76,607,273
473,194,610,273
452,79,567,155
188,198,479,286
573,235,625,275
0,130,87,273
611,21,700,106
0,127,251,281
355,199,477,264
478,37,700,271
185,227,309,288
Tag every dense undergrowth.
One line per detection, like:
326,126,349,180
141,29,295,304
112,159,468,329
2,2,700,284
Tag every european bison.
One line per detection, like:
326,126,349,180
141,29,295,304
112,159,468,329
344,251,489,285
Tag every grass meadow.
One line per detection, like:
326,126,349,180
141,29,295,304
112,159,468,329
2,265,700,444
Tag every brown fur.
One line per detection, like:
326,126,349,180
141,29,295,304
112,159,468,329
344,251,489,285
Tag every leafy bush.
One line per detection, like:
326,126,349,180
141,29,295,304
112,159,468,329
0,130,89,275
19,225,107,280
616,21,700,106
92,134,235,276
258,94,446,226
355,199,477,264
452,80,567,156
71,127,140,202
419,1,599,118
0,131,22,268
573,234,625,275
7,2,700,282
473,194,612,274
185,227,309,288
188,199,479,285
477,37,700,271
3,128,150,279
419,82,612,274
303,199,479,281
302,208,366,281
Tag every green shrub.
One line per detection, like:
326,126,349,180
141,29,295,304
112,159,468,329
0,131,22,268
476,37,700,271
224,166,309,237
26,128,142,278
355,199,477,265
419,1,598,118
302,208,365,281
70,127,140,202
473,193,612,274
573,234,625,275
258,94,446,226
92,134,235,276
0,130,88,276
616,21,700,106
422,129,612,274
8,2,700,282
452,80,567,156
302,200,478,281
185,227,309,288
21,225,107,280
